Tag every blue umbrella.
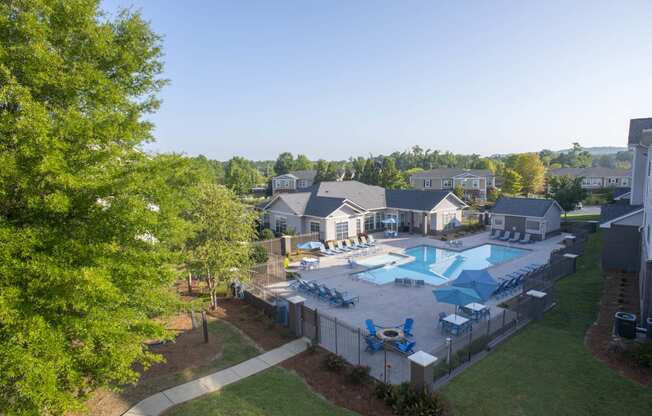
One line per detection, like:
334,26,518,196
380,218,396,224
453,269,498,301
433,286,483,312
296,241,324,250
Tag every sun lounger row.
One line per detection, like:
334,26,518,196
394,278,425,287
290,278,359,307
493,263,546,298
489,230,533,244
320,236,377,255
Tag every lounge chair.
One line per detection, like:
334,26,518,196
366,235,377,246
519,233,532,244
328,241,343,253
489,229,501,240
337,240,352,252
319,245,335,256
508,232,521,243
393,340,416,355
364,336,384,353
353,236,369,248
316,285,332,301
331,289,359,307
290,278,311,293
414,279,425,287
365,319,377,337
499,231,511,241
343,239,359,251
394,278,405,286
402,318,414,337
306,281,322,296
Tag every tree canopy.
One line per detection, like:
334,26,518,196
548,175,587,213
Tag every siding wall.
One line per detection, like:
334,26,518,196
543,206,562,234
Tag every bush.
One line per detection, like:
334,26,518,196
624,342,652,368
347,365,370,384
259,228,275,240
250,244,268,264
376,383,447,416
322,353,345,372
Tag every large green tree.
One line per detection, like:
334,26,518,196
514,153,546,195
0,2,208,414
274,152,295,175
548,175,587,215
224,156,260,195
502,169,523,195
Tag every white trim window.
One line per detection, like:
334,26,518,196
335,221,349,240
309,221,320,234
364,214,375,231
442,179,453,189
492,215,505,230
472,179,479,188
356,218,362,235
424,179,432,188
275,217,287,234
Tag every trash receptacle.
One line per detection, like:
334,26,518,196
276,300,289,327
614,312,637,339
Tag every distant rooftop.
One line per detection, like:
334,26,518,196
547,167,631,177
491,196,559,217
411,168,494,178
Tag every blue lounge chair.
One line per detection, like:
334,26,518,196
366,235,377,246
414,279,425,287
489,229,501,240
352,237,368,248
328,241,343,253
319,246,334,256
402,318,414,337
331,289,359,307
364,336,384,353
519,233,532,244
499,231,511,241
316,285,332,301
344,239,358,251
337,240,352,252
365,319,377,337
306,281,321,296
393,340,416,355
508,232,521,243
438,312,447,325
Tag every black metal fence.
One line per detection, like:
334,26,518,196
255,232,320,256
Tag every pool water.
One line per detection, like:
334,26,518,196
354,253,407,267
353,244,527,285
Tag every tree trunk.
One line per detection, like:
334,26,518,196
206,269,217,310
187,271,193,294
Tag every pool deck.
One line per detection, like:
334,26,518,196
265,231,568,382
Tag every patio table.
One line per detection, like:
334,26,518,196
442,314,470,336
463,302,488,321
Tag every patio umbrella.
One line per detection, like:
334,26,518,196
380,218,397,224
296,241,324,250
432,286,483,313
452,269,499,302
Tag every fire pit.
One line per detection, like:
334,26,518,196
377,327,404,342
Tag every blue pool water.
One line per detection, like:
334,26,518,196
353,244,527,285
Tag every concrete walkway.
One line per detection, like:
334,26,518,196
123,337,310,416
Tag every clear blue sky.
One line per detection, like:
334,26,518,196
102,0,652,161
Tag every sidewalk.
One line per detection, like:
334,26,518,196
123,337,310,416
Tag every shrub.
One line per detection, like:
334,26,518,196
322,353,345,372
347,365,370,384
389,383,447,416
259,228,275,240
250,244,268,264
624,342,652,368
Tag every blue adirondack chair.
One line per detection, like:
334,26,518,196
393,340,416,355
365,319,377,337
402,318,414,338
364,336,384,353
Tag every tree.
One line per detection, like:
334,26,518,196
186,185,257,310
314,159,338,182
274,152,295,175
472,158,496,173
502,169,523,195
379,157,404,189
0,3,205,413
360,158,381,185
548,175,587,216
294,154,313,171
453,184,465,200
514,153,546,195
224,156,260,195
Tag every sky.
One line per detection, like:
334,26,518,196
101,0,652,161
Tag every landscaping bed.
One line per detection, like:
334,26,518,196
281,347,394,416
585,271,652,386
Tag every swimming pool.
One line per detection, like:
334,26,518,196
353,253,408,267
353,244,528,285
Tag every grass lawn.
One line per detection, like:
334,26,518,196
164,367,358,416
563,213,601,221
441,231,652,416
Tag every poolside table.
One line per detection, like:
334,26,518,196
463,302,488,321
442,314,470,336
301,257,319,270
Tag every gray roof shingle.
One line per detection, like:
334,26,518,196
600,201,642,224
386,189,453,211
411,168,493,178
547,167,631,177
491,197,558,217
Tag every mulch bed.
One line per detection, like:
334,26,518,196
585,271,652,386
209,297,294,351
281,348,394,416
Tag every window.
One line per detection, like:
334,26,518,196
472,179,479,188
442,179,452,188
424,179,432,188
526,220,540,231
336,221,349,240
310,221,320,234
356,218,362,235
365,214,375,231
608,177,617,185
375,213,384,229
275,217,287,234
493,217,504,226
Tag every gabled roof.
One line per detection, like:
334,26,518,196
276,170,316,181
600,201,643,228
261,180,464,218
628,117,652,146
547,167,631,177
386,189,463,211
491,197,560,218
612,187,631,200
410,168,493,179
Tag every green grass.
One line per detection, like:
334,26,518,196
120,320,260,402
563,213,601,221
441,232,652,416
164,367,358,416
